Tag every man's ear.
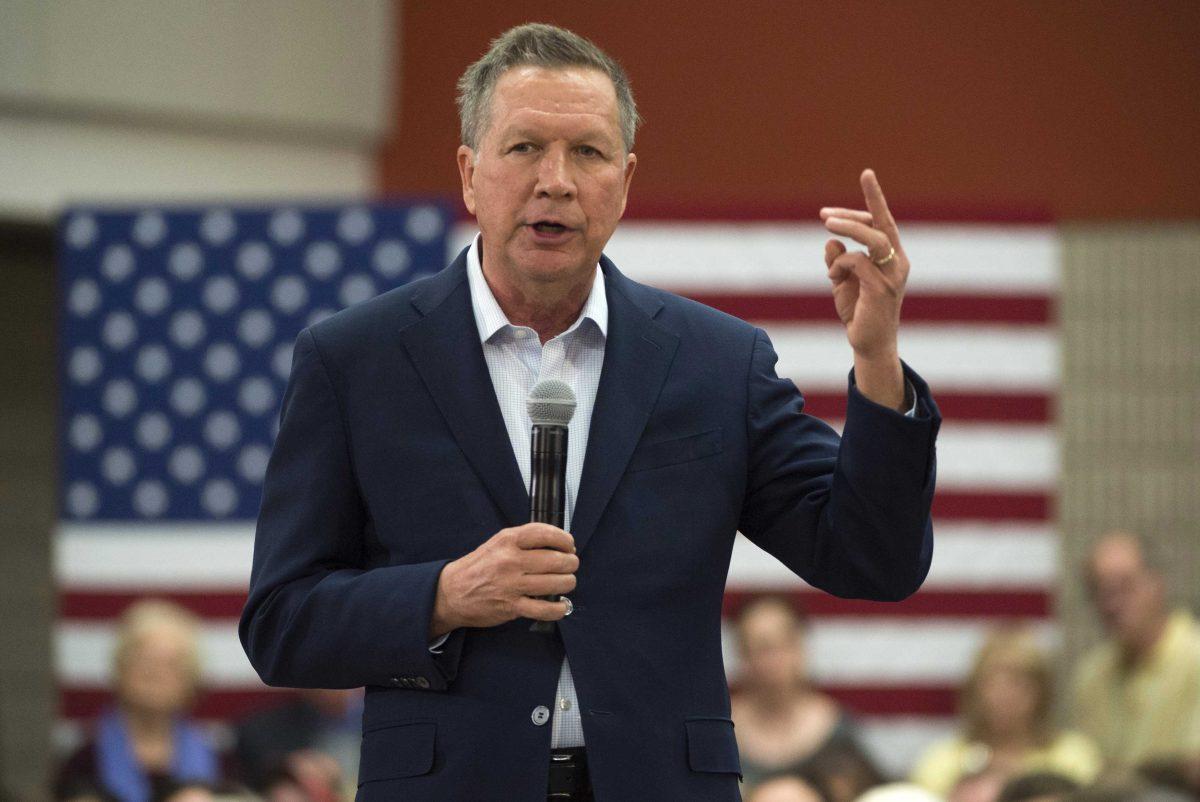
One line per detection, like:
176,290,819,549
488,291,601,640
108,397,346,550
618,151,637,217
457,145,477,215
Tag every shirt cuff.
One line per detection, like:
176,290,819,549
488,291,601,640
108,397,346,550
903,379,918,417
428,631,451,654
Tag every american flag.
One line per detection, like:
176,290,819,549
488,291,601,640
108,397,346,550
56,208,1058,775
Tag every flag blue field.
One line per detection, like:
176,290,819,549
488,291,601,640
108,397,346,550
59,203,451,521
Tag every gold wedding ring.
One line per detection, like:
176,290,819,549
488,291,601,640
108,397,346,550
873,246,897,267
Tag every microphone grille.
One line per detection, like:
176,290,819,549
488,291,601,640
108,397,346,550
527,379,576,427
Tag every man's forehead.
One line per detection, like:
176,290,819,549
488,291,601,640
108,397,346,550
1090,535,1148,576
491,65,619,124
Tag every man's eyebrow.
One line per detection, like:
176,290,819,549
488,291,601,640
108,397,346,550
501,125,616,145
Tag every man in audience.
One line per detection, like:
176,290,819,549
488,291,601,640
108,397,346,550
1072,531,1200,767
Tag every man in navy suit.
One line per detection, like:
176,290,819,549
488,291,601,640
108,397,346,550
240,23,940,801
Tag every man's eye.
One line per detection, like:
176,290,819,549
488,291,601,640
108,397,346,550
510,143,534,153
578,146,601,157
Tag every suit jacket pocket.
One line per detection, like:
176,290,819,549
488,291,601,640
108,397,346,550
627,428,723,473
684,716,742,776
358,720,436,784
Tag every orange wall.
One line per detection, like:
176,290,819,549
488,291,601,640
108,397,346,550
380,1,1200,220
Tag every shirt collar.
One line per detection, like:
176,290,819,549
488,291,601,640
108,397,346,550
466,233,608,343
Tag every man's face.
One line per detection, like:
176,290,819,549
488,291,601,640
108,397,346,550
1086,535,1166,647
457,65,636,288
738,604,806,691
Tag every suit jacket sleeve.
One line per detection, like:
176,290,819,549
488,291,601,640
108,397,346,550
738,327,940,601
238,327,465,690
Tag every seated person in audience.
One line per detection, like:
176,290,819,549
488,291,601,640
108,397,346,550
731,595,884,802
911,628,1101,800
994,771,1080,802
748,774,829,802
54,600,224,802
232,687,361,794
1072,531,1200,768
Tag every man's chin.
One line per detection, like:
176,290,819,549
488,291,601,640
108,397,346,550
512,246,592,282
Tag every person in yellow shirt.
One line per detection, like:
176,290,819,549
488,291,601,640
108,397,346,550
1072,531,1200,768
911,628,1102,799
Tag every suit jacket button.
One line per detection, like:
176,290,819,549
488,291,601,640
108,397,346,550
531,705,550,726
389,677,401,686
415,676,430,689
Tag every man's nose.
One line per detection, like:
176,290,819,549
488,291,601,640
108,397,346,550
535,149,575,198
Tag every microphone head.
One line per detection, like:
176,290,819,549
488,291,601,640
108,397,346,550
527,379,576,427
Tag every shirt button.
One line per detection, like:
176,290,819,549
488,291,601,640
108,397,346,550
531,705,551,726
559,698,572,711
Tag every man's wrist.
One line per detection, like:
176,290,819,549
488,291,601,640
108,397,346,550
852,349,905,411
429,560,460,639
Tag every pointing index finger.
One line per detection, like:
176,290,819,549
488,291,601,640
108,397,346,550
860,169,901,247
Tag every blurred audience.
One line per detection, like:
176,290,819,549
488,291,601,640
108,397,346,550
911,628,1101,800
232,688,361,796
731,595,884,802
1072,531,1200,768
55,600,223,802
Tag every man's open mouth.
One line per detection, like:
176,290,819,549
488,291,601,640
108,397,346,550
530,222,569,234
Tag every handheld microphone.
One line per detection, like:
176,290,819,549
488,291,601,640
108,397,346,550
526,379,576,633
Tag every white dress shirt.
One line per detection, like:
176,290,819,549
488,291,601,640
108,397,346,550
431,233,604,748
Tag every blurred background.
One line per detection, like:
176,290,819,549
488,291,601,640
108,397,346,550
1,1,1198,800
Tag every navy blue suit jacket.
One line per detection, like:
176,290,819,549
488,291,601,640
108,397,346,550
239,247,941,801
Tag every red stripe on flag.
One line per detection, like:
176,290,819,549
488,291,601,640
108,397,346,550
61,590,249,619
61,687,290,721
721,589,1050,619
682,292,1052,325
800,392,1050,423
823,685,958,717
933,491,1050,521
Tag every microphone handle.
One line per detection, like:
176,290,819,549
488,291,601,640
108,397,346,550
529,423,568,633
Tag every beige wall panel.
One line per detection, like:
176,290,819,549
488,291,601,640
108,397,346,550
1059,225,1200,666
0,0,392,140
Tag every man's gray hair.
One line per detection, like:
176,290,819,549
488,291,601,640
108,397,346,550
456,23,641,154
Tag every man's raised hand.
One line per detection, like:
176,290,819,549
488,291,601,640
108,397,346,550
819,169,909,410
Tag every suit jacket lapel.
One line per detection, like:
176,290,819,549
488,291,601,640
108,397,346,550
571,257,679,554
398,252,529,527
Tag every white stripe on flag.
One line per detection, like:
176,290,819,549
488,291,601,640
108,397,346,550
57,524,254,588
764,323,1058,392
729,525,1058,589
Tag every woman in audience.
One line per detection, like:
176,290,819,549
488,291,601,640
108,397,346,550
910,627,1102,801
731,595,884,802
55,599,223,802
